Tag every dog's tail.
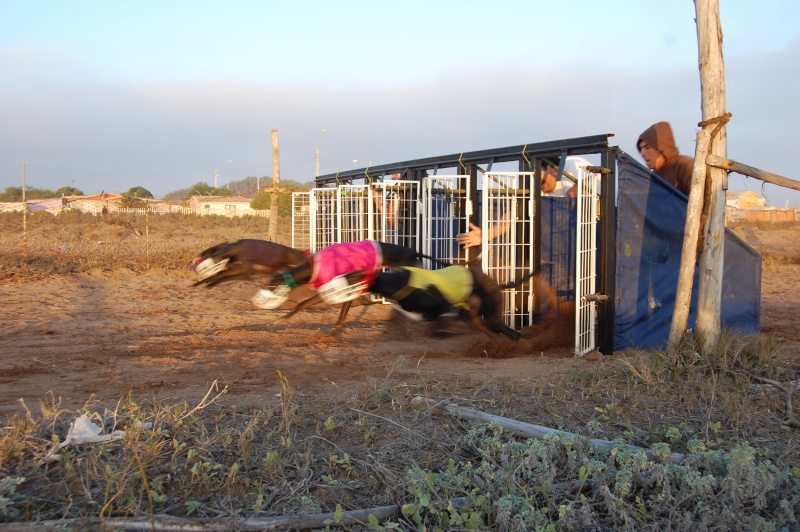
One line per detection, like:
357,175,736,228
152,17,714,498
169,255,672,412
499,267,541,289
414,252,454,268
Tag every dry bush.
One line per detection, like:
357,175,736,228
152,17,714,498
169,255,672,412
0,210,292,283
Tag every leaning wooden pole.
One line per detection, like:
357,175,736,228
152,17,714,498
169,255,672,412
706,155,800,192
668,129,711,356
694,0,728,350
268,129,280,241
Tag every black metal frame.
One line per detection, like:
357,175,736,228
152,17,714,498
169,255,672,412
314,134,613,187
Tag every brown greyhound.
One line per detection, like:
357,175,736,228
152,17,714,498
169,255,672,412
191,239,306,288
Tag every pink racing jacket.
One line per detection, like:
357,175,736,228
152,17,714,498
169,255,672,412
309,240,383,291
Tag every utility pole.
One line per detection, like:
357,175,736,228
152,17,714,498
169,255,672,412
268,130,280,241
316,129,326,178
695,0,728,350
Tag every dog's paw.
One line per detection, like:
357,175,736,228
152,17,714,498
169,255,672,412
432,328,461,338
502,329,521,342
305,330,339,344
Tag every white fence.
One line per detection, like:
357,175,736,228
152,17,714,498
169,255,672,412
292,192,311,250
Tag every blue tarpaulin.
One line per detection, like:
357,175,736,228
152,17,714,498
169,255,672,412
614,154,761,351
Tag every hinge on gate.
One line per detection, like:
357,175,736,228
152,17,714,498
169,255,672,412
587,166,612,174
582,293,609,303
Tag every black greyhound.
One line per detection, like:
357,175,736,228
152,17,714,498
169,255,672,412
341,264,543,341
192,239,306,288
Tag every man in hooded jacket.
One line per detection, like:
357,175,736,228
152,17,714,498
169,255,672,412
637,122,694,196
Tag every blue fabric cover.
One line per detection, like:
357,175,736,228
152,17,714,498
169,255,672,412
614,154,761,350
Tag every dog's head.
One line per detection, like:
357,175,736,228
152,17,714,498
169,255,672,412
192,257,230,279
191,241,237,275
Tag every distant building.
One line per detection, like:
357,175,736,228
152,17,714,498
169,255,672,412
725,190,800,223
23,199,64,212
0,192,268,217
188,194,260,217
726,190,766,209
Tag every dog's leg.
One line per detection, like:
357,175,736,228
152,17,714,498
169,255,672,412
199,271,254,288
463,293,521,341
275,294,322,322
330,300,354,334
431,315,460,337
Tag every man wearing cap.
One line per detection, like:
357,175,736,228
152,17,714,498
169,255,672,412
637,122,695,196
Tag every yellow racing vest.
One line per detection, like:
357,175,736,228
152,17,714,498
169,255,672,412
397,266,473,305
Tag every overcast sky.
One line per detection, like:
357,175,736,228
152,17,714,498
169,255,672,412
1,0,798,205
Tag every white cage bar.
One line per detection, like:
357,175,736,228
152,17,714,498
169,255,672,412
575,166,601,356
481,172,536,330
310,187,338,252
421,175,470,269
370,180,420,251
337,185,373,243
291,192,311,250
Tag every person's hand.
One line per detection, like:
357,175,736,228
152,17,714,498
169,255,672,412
456,222,482,249
567,184,577,198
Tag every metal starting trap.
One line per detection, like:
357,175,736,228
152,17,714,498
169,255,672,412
293,135,618,356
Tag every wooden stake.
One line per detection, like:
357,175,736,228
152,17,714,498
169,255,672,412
145,206,150,271
668,129,711,356
22,162,27,259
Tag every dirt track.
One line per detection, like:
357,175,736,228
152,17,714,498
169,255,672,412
1,223,799,422
0,270,582,421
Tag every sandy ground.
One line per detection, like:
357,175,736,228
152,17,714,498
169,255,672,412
1,226,798,422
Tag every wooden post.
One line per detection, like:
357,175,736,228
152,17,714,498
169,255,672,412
22,162,27,259
268,130,280,241
668,129,711,355
695,0,727,350
145,207,150,271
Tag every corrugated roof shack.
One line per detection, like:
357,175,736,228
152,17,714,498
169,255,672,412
188,194,267,217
